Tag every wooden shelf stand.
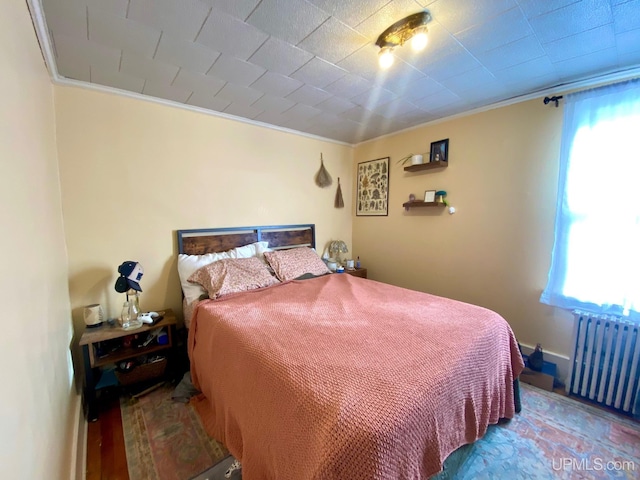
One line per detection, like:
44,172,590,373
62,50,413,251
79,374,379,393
403,201,447,211
403,160,448,172
80,309,177,421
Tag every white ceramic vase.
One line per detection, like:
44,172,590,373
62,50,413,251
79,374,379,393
411,154,423,165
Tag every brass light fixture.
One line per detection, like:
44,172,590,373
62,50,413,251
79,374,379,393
375,11,432,69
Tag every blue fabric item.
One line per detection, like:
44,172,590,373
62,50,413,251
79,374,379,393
540,78,640,322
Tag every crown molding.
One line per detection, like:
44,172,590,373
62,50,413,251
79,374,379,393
25,0,352,147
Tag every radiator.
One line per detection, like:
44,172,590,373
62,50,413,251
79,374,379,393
567,310,640,414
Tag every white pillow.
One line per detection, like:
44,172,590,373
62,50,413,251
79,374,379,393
235,241,271,260
177,241,269,305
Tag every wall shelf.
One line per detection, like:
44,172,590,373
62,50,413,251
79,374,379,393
403,160,448,172
403,201,446,211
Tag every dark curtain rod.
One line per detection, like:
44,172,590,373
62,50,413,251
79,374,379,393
543,95,563,107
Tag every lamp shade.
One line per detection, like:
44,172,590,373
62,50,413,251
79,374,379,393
329,240,348,255
329,240,348,265
83,304,104,328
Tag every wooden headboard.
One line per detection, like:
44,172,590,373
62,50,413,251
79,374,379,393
177,224,316,255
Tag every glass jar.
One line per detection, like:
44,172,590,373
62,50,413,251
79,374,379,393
128,289,140,315
120,300,142,330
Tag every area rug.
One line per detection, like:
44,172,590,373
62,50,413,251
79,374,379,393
440,384,640,480
120,384,228,480
122,383,640,480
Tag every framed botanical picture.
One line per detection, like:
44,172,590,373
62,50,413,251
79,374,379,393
356,157,389,216
430,138,449,163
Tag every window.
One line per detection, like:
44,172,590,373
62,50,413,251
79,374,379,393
541,79,640,321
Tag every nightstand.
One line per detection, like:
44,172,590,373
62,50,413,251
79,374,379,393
79,308,177,421
344,267,367,279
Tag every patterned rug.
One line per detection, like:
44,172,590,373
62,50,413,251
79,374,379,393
438,385,640,480
121,383,640,479
120,384,228,480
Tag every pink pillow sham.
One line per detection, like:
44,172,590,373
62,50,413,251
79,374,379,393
264,247,330,282
188,257,279,299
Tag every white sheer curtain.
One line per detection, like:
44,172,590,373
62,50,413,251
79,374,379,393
540,79,640,322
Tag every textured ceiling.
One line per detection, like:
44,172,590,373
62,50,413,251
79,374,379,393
35,0,640,144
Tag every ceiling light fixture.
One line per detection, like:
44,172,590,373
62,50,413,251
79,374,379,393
378,47,395,69
410,26,429,51
375,11,432,69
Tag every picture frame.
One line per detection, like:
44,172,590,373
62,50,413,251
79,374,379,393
424,190,436,203
356,157,389,216
430,138,449,163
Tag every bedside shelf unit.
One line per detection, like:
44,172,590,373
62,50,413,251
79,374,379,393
344,267,367,279
403,201,447,211
80,308,177,421
403,160,448,172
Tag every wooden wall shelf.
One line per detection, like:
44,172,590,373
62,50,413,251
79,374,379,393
403,160,448,172
403,201,446,211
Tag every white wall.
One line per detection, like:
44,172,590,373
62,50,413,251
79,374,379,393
0,1,76,478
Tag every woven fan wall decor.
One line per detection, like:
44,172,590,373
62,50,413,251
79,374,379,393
314,153,332,188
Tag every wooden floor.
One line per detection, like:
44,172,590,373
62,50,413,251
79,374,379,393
86,390,130,480
87,333,190,479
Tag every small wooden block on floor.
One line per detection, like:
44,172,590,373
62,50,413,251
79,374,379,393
519,368,554,391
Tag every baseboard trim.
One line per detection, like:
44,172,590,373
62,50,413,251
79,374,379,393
68,393,86,480
519,343,570,386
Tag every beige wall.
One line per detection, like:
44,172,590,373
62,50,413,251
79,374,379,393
56,85,576,374
353,100,574,359
54,87,353,329
0,1,76,478
0,1,617,472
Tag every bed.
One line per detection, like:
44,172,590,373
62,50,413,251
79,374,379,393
177,224,524,480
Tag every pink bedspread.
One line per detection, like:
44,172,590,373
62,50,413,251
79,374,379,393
189,274,524,479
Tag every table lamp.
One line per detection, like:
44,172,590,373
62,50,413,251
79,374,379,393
329,240,348,266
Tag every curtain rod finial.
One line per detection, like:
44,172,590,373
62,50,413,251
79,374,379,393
544,95,563,107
